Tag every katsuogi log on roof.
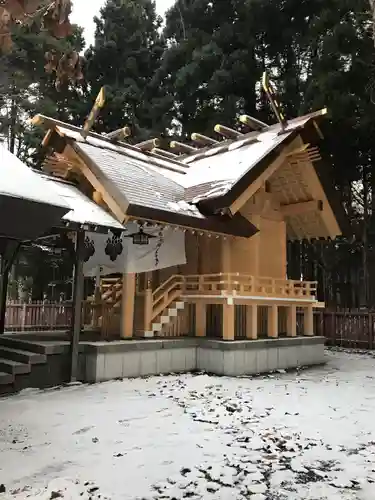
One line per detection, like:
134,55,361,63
32,105,346,241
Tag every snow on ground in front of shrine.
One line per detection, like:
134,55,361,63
1,350,375,500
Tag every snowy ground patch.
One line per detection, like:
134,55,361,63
1,350,375,499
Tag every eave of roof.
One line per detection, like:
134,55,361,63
126,204,258,238
32,108,335,238
37,173,124,233
72,141,257,237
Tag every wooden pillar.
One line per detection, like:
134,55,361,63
121,273,135,338
91,269,101,329
267,304,278,338
246,304,258,339
144,287,153,336
70,230,85,382
304,304,314,336
195,302,206,337
221,237,234,340
287,305,297,337
223,303,235,340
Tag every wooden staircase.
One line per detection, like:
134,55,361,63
101,277,122,309
144,275,187,338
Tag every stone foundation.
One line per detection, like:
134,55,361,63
80,337,325,383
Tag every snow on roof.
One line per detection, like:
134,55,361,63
55,125,188,175
179,115,314,202
0,144,69,210
41,175,124,231
181,130,290,190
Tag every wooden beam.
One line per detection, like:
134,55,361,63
121,273,136,338
304,304,314,336
280,200,323,217
151,148,179,159
191,133,218,147
229,137,302,215
246,304,258,339
287,305,297,337
105,126,131,142
195,302,206,337
170,141,197,154
214,124,242,140
135,138,161,151
268,304,278,338
239,115,268,131
41,129,53,147
144,287,153,335
313,120,324,140
66,144,128,223
223,303,235,340
82,87,106,139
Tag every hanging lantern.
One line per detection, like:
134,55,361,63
125,228,157,246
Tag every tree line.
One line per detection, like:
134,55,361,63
1,0,375,308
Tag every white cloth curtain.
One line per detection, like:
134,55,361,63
83,222,186,277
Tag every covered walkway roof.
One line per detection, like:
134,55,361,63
0,145,69,241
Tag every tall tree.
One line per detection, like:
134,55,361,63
162,0,261,138
163,0,375,307
84,0,172,139
0,0,83,87
0,21,85,165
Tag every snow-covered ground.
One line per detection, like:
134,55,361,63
1,349,375,500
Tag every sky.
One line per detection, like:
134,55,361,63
71,0,174,46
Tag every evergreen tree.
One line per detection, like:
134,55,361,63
0,22,85,165
84,0,172,140
162,0,261,138
162,0,375,307
0,21,85,299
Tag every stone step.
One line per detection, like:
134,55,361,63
0,357,30,375
0,346,46,365
0,336,47,354
0,337,53,355
0,371,14,386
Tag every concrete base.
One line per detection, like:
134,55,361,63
80,337,325,382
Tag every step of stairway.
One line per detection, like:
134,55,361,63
0,357,30,375
0,337,56,355
0,346,46,365
0,371,14,386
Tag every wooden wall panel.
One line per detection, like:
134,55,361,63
258,218,287,278
229,216,260,275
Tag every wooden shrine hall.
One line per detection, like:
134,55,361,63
27,74,346,380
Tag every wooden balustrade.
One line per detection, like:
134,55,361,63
140,273,318,339
162,273,318,299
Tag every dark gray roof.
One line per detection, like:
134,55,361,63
34,108,333,237
74,141,256,237
76,142,201,219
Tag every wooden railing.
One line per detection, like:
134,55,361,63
141,273,317,337
101,277,122,308
150,275,185,321
182,273,317,297
151,273,317,301
5,301,73,332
